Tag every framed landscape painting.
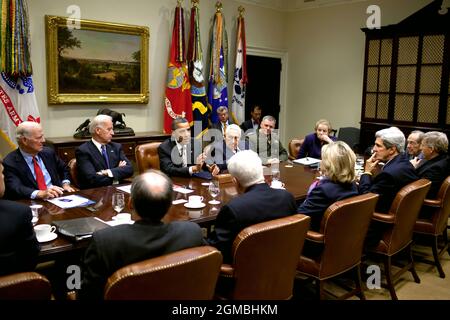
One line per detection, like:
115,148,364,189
45,15,149,104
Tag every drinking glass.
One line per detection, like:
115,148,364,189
208,180,220,205
271,163,281,182
112,193,125,214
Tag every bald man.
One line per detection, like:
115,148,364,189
79,170,203,300
3,121,74,200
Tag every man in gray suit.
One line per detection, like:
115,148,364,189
79,170,204,300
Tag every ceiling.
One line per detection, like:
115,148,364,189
238,0,368,11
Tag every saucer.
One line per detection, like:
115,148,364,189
184,202,206,209
37,232,58,243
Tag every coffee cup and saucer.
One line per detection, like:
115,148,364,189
34,224,57,243
184,195,206,209
270,180,285,189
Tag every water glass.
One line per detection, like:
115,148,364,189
112,193,125,214
208,180,220,205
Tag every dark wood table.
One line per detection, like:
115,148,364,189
22,162,319,262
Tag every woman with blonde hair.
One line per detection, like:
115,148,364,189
297,119,337,159
298,141,359,231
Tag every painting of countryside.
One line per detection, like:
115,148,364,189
58,27,141,94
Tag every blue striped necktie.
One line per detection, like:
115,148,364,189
101,145,110,169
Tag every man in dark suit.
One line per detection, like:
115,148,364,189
158,117,205,177
0,156,40,276
205,150,297,263
3,121,74,200
240,104,261,135
210,106,234,137
79,170,204,300
76,115,133,189
359,127,419,213
205,124,249,173
413,131,449,199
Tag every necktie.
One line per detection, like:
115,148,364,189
33,156,47,190
101,145,110,169
182,145,187,167
223,123,227,136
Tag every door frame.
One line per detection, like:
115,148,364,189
246,45,288,143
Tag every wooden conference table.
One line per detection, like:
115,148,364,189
21,162,319,262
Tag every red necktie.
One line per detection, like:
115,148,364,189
33,156,47,190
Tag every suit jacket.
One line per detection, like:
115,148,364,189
205,140,250,172
79,220,203,300
298,133,337,159
206,183,297,263
76,141,133,189
0,200,40,276
415,154,449,199
359,153,419,213
298,178,359,231
240,119,259,135
158,138,202,177
247,131,288,164
3,147,71,200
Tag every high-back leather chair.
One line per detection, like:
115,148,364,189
0,272,52,300
135,142,162,173
68,158,79,188
297,193,379,299
413,176,450,278
216,214,310,300
367,179,431,300
104,246,222,300
288,138,304,160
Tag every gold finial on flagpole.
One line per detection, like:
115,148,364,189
191,0,199,6
177,0,182,7
238,6,245,17
215,1,223,12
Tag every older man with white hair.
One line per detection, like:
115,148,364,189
76,114,133,189
359,126,418,213
205,124,249,174
3,121,74,199
205,150,297,262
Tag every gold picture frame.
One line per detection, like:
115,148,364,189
45,15,149,104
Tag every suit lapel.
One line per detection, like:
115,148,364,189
88,141,108,169
15,149,38,189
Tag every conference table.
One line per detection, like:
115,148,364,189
21,162,319,262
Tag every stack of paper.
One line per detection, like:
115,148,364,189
47,195,94,209
293,157,321,166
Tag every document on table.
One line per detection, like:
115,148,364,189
47,194,95,209
173,185,194,194
116,185,131,193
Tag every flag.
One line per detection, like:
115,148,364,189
163,4,192,134
207,8,228,124
187,2,209,138
0,0,40,151
230,10,247,125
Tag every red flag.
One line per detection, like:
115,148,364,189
164,5,192,134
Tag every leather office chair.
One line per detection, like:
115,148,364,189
0,272,52,300
337,127,361,153
104,246,222,300
297,193,379,300
216,214,311,300
135,142,162,173
288,138,304,160
413,176,450,278
367,179,431,300
67,158,79,188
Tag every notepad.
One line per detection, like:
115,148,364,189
293,157,321,166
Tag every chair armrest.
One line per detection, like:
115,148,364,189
423,199,441,208
220,264,234,277
372,212,395,223
66,291,77,300
216,174,233,185
306,230,324,243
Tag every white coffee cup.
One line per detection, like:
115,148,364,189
188,210,203,219
114,213,131,222
271,180,284,189
34,224,56,238
188,195,203,204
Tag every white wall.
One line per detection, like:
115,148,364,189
27,0,287,139
284,0,432,140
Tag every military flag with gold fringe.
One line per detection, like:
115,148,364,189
0,0,40,151
207,2,228,125
163,2,192,134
